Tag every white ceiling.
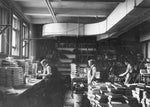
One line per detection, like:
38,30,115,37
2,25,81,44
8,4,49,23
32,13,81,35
12,0,125,24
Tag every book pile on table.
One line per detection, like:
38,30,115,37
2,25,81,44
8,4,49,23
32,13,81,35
105,93,126,104
91,87,101,94
99,86,108,94
124,96,138,104
134,87,144,102
95,93,108,103
146,98,150,105
88,82,144,107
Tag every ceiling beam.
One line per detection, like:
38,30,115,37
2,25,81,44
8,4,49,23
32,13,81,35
14,0,125,1
45,0,57,23
14,0,41,1
23,8,108,17
30,17,54,24
30,17,105,24
61,0,125,2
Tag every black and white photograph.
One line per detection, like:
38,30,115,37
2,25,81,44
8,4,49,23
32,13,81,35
0,0,150,107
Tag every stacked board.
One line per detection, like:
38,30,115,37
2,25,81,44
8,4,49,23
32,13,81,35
0,67,24,87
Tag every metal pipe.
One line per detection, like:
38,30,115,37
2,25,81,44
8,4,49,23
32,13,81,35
45,0,57,23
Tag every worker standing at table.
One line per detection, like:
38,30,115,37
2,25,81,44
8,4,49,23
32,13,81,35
87,59,97,85
119,59,133,84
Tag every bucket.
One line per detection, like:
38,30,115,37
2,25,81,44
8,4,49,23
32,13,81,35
74,93,83,107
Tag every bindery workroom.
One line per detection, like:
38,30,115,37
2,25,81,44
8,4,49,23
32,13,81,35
0,0,150,107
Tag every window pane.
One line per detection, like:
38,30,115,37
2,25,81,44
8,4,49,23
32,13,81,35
0,34,2,52
11,14,20,56
12,30,16,47
0,6,9,54
22,23,29,57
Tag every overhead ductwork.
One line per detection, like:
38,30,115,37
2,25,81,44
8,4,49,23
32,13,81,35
43,0,150,40
43,23,84,37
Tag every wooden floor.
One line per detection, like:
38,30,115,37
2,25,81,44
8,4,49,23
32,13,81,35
64,91,74,107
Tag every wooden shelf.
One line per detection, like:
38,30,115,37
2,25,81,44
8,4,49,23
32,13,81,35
78,64,87,67
57,47,74,51
58,68,71,72
61,72,70,75
59,59,73,63
78,48,96,51
65,54,76,59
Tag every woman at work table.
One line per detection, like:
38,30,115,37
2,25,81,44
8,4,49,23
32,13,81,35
87,59,97,85
119,59,133,84
37,59,52,79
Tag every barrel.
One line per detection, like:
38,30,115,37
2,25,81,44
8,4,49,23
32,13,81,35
73,93,83,107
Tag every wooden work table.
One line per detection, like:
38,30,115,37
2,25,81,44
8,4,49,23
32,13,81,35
87,82,143,107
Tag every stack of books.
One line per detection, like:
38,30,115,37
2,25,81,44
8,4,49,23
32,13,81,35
105,93,126,104
124,96,138,104
91,87,100,94
95,94,108,103
100,86,108,94
146,98,150,105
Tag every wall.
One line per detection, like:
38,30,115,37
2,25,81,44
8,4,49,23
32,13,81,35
29,24,37,60
139,21,150,42
115,20,150,59
139,21,150,58
31,24,57,61
31,24,42,60
117,23,142,57
96,22,141,62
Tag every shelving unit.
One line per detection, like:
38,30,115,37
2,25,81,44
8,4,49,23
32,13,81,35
56,37,76,75
56,36,96,76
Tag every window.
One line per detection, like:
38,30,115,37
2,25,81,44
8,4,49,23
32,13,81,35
22,23,29,57
0,6,9,54
12,14,20,56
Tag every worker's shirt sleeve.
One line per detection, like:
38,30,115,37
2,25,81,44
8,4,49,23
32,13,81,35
46,66,52,75
91,67,96,81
